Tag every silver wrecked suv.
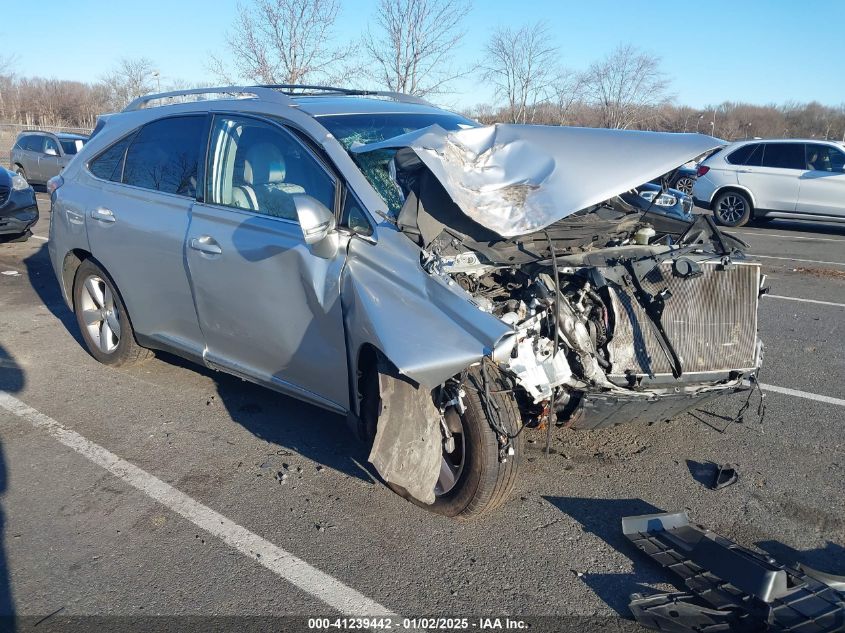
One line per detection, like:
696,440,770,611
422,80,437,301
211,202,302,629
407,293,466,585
48,86,764,519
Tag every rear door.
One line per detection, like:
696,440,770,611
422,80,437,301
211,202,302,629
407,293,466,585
736,142,804,211
185,113,349,410
797,143,845,218
21,135,44,182
84,114,207,357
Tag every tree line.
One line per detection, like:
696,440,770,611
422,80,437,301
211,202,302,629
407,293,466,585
1,0,844,141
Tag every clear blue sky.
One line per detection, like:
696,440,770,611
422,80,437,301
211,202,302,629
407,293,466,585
7,0,845,110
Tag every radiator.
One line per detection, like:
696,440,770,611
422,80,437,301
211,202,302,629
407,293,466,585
606,260,760,377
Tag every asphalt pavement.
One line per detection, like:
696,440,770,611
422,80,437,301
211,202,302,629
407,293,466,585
0,195,842,630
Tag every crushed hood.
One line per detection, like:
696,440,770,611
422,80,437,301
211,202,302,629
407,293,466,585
352,124,723,237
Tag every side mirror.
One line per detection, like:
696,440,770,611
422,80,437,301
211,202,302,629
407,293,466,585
293,194,338,258
44,147,58,157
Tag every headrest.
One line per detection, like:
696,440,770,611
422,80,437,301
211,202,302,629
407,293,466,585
244,142,286,186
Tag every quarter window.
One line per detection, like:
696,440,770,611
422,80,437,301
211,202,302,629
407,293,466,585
805,144,845,172
89,135,133,182
206,115,336,222
761,143,804,170
122,116,205,197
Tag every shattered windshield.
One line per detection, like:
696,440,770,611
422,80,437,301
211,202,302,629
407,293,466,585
317,112,477,214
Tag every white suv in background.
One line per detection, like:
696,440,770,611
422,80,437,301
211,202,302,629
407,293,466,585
692,139,845,226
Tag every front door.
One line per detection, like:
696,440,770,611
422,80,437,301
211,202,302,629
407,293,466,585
798,143,845,218
84,114,208,357
38,137,62,183
185,113,349,410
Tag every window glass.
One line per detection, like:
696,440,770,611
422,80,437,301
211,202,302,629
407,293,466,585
726,143,758,165
316,112,477,149
89,135,133,181
123,116,205,197
44,137,60,155
761,143,804,170
341,190,373,236
60,139,86,155
22,136,43,152
805,144,845,172
207,115,336,222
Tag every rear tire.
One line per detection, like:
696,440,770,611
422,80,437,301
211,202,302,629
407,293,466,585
371,363,523,520
674,175,695,195
713,190,752,227
72,259,152,367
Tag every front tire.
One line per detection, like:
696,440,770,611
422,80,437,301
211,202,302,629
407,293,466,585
13,165,26,180
713,190,752,227
72,259,152,366
375,364,523,520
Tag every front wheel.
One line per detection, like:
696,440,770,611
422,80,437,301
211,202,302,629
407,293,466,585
72,259,152,366
381,365,523,520
713,191,752,227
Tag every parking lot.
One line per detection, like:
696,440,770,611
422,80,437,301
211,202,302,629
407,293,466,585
0,194,843,628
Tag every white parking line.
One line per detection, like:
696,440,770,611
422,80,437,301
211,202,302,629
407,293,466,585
0,391,394,617
764,294,845,308
754,255,845,267
760,384,845,407
731,230,845,243
30,235,48,242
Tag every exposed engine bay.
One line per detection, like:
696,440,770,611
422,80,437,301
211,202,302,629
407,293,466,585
349,123,763,509
394,165,763,433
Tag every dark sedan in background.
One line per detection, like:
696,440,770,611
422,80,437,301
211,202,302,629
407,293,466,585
0,166,39,242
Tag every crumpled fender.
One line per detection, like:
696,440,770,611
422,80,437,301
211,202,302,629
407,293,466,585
341,226,512,391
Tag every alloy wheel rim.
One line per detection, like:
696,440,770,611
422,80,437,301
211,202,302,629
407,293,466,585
676,177,694,194
80,275,121,353
435,409,466,496
717,195,745,224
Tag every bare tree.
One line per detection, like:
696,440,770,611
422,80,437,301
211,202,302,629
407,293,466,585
101,57,157,110
583,44,671,129
210,0,352,85
482,22,559,124
364,0,472,96
551,67,585,126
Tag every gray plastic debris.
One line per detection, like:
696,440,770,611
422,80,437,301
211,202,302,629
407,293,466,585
712,463,738,490
622,511,845,632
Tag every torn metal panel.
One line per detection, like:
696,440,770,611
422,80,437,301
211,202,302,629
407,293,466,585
623,511,845,633
352,124,723,237
368,370,442,505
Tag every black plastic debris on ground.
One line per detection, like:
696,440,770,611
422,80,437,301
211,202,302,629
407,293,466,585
621,511,845,632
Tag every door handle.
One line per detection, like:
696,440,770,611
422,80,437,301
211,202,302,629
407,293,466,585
189,236,223,255
91,207,116,223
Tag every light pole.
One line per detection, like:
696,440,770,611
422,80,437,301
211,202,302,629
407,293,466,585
151,71,161,92
695,113,703,133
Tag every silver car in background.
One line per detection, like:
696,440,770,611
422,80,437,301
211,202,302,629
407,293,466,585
47,86,763,519
11,131,88,185
693,138,845,226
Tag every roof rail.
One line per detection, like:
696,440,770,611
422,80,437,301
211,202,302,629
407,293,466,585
252,84,433,106
123,86,294,112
